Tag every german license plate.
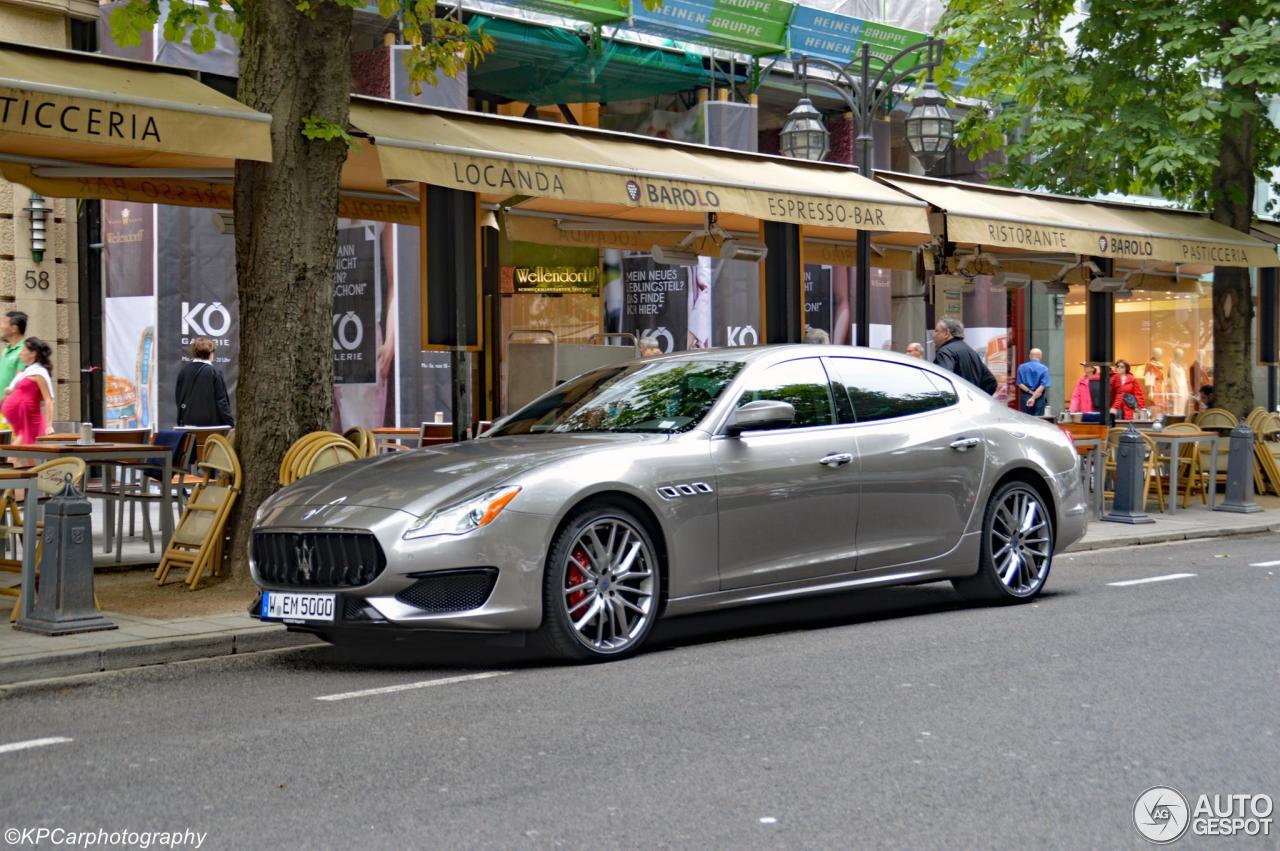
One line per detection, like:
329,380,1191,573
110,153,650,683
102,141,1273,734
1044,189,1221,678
261,591,335,622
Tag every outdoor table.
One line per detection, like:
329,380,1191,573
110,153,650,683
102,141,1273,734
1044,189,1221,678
0,469,40,622
372,427,419,453
1072,437,1105,519
6,442,174,552
1146,430,1220,514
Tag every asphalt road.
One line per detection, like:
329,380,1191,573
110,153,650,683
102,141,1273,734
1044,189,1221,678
1,534,1278,850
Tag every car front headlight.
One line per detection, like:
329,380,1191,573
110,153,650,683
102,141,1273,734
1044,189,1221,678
402,485,522,541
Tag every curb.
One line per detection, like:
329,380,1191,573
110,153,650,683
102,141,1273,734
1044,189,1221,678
1065,521,1280,553
0,626,321,689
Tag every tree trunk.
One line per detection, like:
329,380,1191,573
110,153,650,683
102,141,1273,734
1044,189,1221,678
1210,78,1258,420
224,0,353,580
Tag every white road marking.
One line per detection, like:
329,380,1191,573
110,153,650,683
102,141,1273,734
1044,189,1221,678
1107,573,1197,587
0,737,72,755
1249,559,1280,567
315,671,509,702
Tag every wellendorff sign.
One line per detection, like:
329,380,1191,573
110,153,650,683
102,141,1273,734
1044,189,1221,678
0,94,161,142
512,265,600,294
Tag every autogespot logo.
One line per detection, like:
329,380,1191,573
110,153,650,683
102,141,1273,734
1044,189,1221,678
1134,786,1190,844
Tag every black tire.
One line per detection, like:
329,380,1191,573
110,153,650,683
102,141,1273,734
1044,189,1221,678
533,503,662,662
952,480,1054,604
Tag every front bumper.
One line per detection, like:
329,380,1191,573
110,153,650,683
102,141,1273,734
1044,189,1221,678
250,507,557,632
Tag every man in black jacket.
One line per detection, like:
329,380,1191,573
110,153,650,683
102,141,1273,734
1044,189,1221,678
932,317,998,395
175,337,235,427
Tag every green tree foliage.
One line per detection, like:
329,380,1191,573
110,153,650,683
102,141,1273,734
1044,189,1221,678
939,0,1280,415
938,0,1280,208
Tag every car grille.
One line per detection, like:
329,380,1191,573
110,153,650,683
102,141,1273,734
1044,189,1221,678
252,530,386,588
395,569,498,614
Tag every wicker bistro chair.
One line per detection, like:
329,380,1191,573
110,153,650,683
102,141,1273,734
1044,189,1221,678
1103,427,1166,512
293,436,360,479
0,458,89,620
278,432,338,486
1193,408,1239,488
1158,423,1210,508
1253,413,1280,496
342,426,377,459
155,435,242,590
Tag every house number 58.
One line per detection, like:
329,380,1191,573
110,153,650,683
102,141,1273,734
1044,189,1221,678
24,270,49,290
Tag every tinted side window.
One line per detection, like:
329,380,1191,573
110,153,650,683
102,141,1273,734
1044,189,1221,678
827,358,957,422
735,358,835,428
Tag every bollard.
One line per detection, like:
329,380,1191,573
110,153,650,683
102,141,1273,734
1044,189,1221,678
1103,425,1155,524
1215,423,1263,514
15,476,116,635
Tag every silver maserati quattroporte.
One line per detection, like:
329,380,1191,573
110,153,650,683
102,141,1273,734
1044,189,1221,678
251,346,1087,661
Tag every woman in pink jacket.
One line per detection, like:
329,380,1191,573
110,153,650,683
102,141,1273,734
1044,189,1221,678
1069,364,1099,414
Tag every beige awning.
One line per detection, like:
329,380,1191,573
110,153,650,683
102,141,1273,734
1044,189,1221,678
880,173,1280,269
503,213,918,271
1253,220,1280,245
348,97,932,235
0,41,271,166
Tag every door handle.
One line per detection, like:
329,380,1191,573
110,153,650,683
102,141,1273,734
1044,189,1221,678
819,452,853,467
949,437,981,451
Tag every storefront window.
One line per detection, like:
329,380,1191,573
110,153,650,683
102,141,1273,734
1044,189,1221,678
1063,287,1212,417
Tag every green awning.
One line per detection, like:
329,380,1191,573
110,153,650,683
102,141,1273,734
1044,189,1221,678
468,16,708,106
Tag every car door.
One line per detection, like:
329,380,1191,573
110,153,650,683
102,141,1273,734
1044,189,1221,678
823,357,986,571
713,357,860,589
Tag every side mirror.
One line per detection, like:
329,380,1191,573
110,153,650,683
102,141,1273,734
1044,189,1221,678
726,400,796,436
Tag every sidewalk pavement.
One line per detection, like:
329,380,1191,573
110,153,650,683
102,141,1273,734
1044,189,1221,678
1,501,1277,690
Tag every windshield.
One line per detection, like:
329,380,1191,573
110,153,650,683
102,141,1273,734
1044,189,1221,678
490,360,744,436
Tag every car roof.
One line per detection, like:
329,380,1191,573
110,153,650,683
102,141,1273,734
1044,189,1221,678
645,344,931,368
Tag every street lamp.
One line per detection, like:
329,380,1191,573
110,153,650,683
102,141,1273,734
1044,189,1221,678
782,41,953,347
903,78,953,172
779,98,829,162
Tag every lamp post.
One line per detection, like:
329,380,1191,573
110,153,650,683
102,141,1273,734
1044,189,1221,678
780,41,954,347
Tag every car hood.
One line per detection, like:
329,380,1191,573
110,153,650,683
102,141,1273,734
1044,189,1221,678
261,432,667,518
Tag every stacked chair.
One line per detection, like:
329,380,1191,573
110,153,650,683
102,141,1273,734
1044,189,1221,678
155,435,242,590
278,432,362,486
1246,408,1280,495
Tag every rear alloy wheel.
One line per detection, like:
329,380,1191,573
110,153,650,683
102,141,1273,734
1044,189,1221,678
953,481,1053,604
537,506,660,661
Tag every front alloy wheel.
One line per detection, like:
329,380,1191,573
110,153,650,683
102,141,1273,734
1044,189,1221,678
953,481,1053,603
538,506,659,661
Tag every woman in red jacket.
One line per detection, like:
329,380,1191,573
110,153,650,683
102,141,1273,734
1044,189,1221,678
1110,359,1146,420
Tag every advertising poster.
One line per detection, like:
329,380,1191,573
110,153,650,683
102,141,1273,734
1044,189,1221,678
619,253,690,354
104,297,156,429
710,258,761,348
102,201,156,427
333,221,397,430
804,265,833,337
156,207,239,427
963,275,1012,402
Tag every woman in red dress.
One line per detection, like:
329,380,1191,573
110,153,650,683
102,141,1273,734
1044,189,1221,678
1109,358,1146,421
2,337,55,456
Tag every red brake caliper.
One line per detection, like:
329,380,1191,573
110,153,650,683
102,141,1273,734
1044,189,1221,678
566,546,591,612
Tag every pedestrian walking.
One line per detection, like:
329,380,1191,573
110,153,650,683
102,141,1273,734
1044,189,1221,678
0,310,28,431
905,342,925,358
175,337,235,427
932,317,997,394
1109,359,1145,421
1016,347,1052,416
1,337,55,455
1069,364,1102,420
637,336,662,358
